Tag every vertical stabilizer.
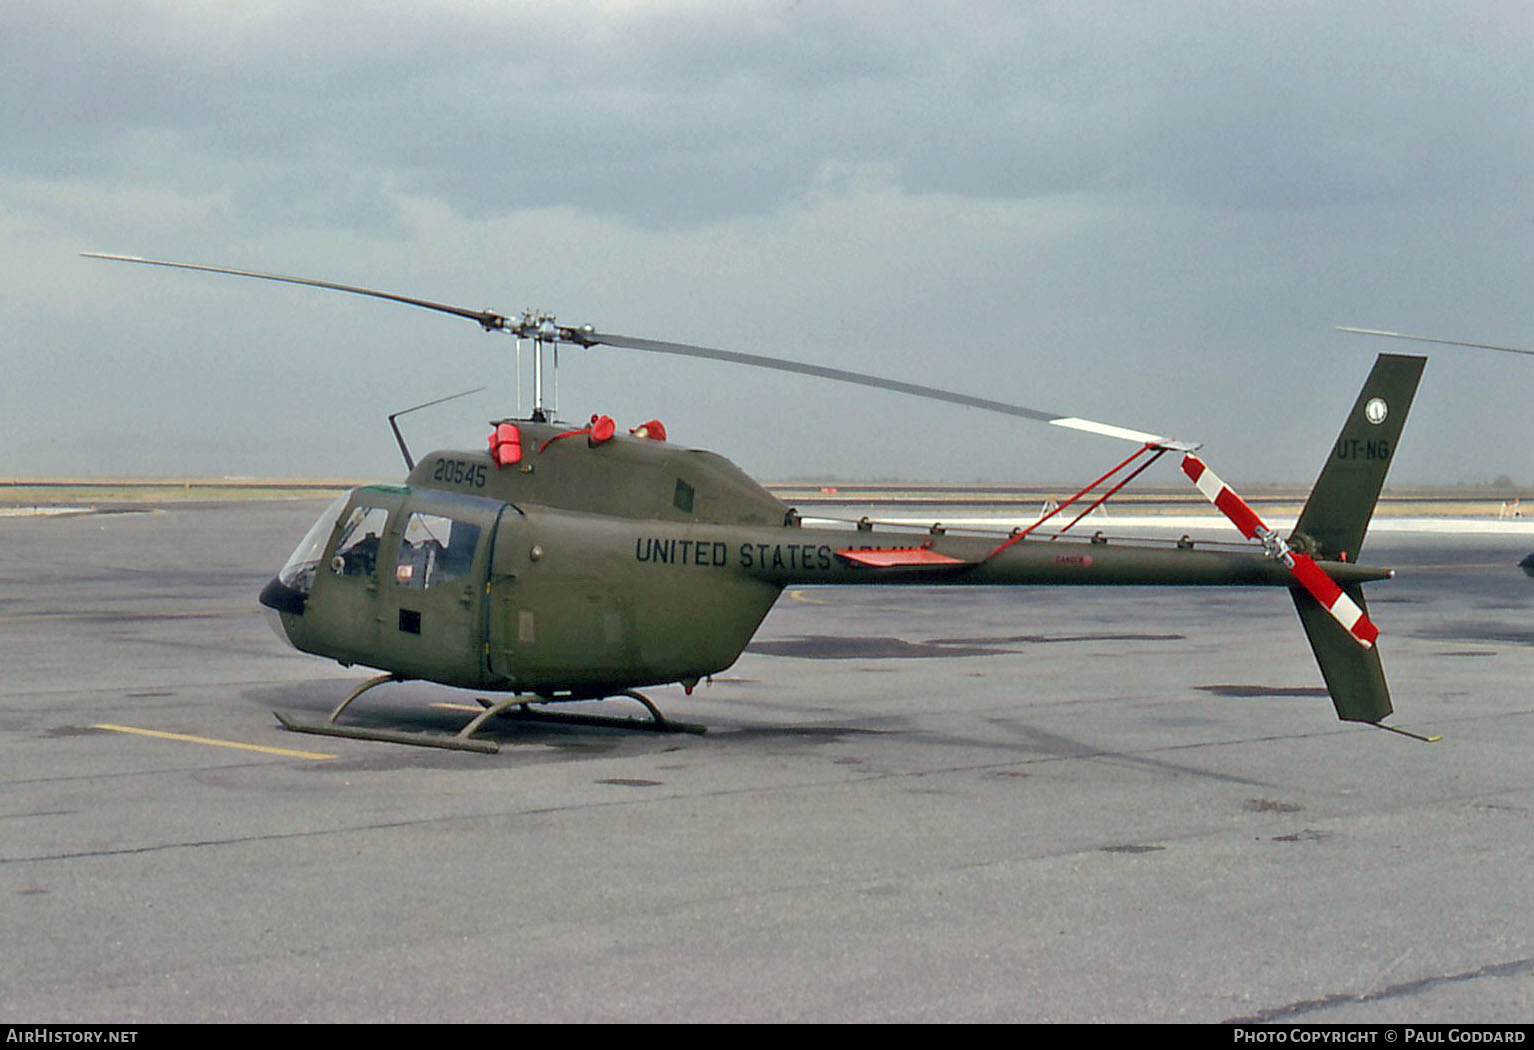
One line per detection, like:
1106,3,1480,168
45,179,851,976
1289,353,1425,723
1290,353,1426,563
1293,586,1392,722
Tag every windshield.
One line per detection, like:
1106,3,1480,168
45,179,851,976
277,494,349,595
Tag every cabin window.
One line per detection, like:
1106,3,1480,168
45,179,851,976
394,512,481,589
331,505,390,579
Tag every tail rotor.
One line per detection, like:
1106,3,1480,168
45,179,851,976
1184,354,1426,725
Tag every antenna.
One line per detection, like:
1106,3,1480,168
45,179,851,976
387,386,486,470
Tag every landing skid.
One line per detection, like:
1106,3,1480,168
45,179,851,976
274,674,704,753
479,691,707,736
273,709,501,753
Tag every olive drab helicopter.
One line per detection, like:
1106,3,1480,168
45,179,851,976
85,253,1431,752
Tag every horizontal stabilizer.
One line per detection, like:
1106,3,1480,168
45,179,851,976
836,548,971,569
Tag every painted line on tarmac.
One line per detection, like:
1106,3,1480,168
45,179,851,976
94,723,336,760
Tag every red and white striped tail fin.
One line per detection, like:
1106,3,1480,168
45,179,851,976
1181,453,1379,649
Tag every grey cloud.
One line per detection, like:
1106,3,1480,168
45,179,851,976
10,2,1528,234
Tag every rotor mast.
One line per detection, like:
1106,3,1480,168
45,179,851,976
498,312,595,421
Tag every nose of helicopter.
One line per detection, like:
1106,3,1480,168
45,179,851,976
258,575,303,650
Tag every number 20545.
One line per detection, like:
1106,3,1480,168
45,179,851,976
431,458,487,488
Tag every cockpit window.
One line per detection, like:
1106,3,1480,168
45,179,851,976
395,512,481,589
277,494,348,594
332,506,390,579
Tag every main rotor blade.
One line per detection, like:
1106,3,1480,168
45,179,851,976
82,252,511,331
1337,326,1534,357
585,330,1190,449
82,251,1193,449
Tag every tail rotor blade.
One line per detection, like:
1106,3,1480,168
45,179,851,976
1181,454,1379,649
1180,453,1265,539
1286,552,1380,648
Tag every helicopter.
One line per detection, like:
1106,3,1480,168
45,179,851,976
86,253,1428,752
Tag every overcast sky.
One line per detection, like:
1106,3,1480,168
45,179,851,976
4,0,1532,485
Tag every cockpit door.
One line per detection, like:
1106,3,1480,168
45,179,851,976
299,488,404,667
375,492,504,688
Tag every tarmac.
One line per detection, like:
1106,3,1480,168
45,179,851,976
1,499,1530,1022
